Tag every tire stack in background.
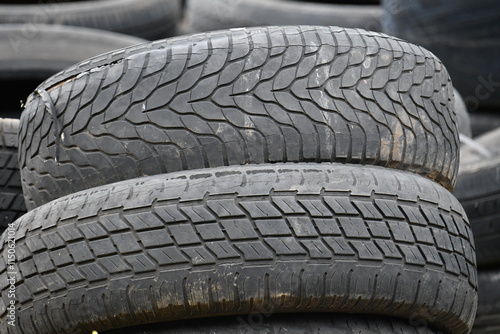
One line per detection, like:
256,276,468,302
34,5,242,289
0,0,183,234
381,1,500,332
180,0,382,34
0,1,483,334
454,128,500,334
1,24,478,334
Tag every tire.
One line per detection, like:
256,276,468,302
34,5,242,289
0,24,147,118
454,88,472,138
0,0,182,40
473,268,500,334
181,0,382,34
460,127,500,165
382,0,500,110
469,110,500,138
454,127,500,266
182,0,382,33
104,313,444,334
1,164,477,334
0,118,25,234
20,26,458,211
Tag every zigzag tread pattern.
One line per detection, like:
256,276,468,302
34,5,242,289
0,118,26,233
20,26,459,210
1,164,476,334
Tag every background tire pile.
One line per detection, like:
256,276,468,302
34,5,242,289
0,0,493,333
454,128,500,334
381,1,500,332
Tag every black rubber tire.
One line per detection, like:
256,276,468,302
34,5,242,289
0,24,147,118
460,127,500,165
104,313,444,334
0,24,147,80
20,26,458,211
0,0,182,40
382,0,500,110
181,0,382,34
1,164,477,334
454,127,500,266
0,118,25,234
454,88,472,138
473,268,500,334
469,110,500,138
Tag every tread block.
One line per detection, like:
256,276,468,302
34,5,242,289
220,219,258,240
255,219,292,236
235,241,273,260
168,224,201,246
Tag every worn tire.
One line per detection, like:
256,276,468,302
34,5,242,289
382,0,500,110
0,24,147,118
1,164,477,334
454,127,500,266
473,268,500,334
105,313,444,334
0,0,182,40
20,26,458,210
181,0,382,34
0,119,25,234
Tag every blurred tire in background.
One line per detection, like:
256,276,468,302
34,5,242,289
0,0,182,40
181,0,382,34
0,24,146,118
473,268,500,333
455,88,472,138
469,110,500,137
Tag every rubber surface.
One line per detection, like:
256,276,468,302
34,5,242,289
0,24,147,118
454,127,500,266
0,24,147,80
382,0,500,109
473,268,500,334
0,0,182,40
454,88,471,138
469,110,500,138
20,26,458,210
104,313,444,334
181,0,382,34
1,164,477,334
0,118,25,234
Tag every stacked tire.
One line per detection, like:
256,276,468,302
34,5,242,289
455,128,500,333
1,26,476,333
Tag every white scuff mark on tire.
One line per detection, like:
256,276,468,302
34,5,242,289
363,57,371,69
